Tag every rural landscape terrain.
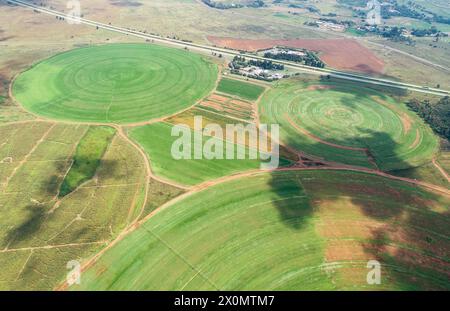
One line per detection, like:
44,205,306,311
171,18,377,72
0,0,449,291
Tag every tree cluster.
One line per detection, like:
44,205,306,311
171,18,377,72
407,96,450,139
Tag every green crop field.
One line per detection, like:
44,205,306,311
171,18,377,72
60,126,116,196
259,81,439,170
128,122,287,186
12,44,218,124
216,78,265,101
73,170,450,291
1,0,450,294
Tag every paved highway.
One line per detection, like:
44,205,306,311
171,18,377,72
5,0,450,96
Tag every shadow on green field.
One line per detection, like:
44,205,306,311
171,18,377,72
320,76,409,98
268,173,313,230
40,160,69,197
4,204,46,248
268,124,449,289
4,155,121,249
270,128,410,228
264,79,433,170
58,157,120,197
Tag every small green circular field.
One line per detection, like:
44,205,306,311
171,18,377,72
259,82,438,170
13,44,218,123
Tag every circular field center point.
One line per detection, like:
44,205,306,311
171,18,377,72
13,44,218,123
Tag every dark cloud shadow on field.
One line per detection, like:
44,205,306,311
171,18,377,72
5,204,46,248
94,158,122,180
266,110,450,288
40,160,69,197
268,172,313,230
269,127,410,230
41,157,119,199
319,76,409,98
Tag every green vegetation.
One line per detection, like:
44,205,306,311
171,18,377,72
407,96,450,140
216,78,265,101
345,27,366,37
201,0,264,10
437,150,450,174
3,0,449,293
74,170,450,290
59,126,116,196
13,44,218,123
259,80,439,170
273,13,289,19
263,49,325,68
391,162,449,187
129,122,286,186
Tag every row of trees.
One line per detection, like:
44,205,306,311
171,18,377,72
407,97,450,139
380,0,450,25
230,56,284,71
263,50,325,68
201,0,264,10
248,59,284,70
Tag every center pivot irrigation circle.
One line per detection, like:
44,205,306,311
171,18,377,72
268,85,402,148
13,44,218,123
259,82,439,170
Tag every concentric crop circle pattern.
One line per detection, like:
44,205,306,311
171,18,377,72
260,83,438,170
13,44,218,123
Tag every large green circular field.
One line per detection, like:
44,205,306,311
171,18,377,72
73,170,450,290
259,82,438,170
13,44,218,123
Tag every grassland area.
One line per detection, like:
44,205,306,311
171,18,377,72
259,80,439,170
73,170,450,290
216,78,266,101
12,44,218,124
0,122,148,290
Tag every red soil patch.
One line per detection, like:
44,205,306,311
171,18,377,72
401,113,412,134
318,220,382,240
229,100,254,115
200,100,225,111
325,240,373,262
208,36,385,74
411,129,421,149
307,85,336,91
208,93,231,103
383,245,450,278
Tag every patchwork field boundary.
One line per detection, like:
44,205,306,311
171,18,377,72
0,8,447,289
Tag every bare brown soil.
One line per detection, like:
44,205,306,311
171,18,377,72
307,85,336,91
410,129,421,149
208,36,385,74
208,94,231,103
